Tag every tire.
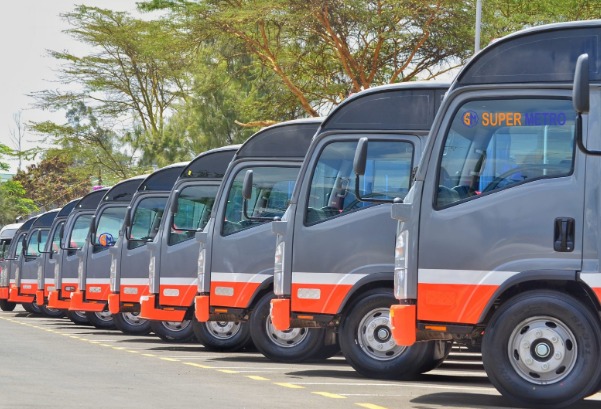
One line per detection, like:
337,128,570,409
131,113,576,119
150,319,197,343
40,305,66,318
85,310,116,329
338,288,438,380
68,310,90,325
482,290,601,409
22,302,43,315
113,312,152,335
192,318,251,352
250,293,329,363
0,299,16,311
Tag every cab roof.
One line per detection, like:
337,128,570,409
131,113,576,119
75,188,110,211
181,145,240,179
139,162,188,192
102,175,146,203
57,198,80,218
30,209,60,229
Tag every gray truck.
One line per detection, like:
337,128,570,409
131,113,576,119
270,83,451,377
139,146,238,342
69,176,146,331
0,220,30,312
378,20,601,408
193,119,331,360
107,163,187,335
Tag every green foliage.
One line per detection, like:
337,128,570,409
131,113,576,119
0,180,38,225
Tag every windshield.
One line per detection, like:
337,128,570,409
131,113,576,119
93,207,127,252
129,196,168,249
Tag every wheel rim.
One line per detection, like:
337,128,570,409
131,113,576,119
121,312,146,326
205,321,242,340
162,320,191,332
74,311,87,319
265,316,309,348
357,307,405,361
94,311,113,322
508,315,577,385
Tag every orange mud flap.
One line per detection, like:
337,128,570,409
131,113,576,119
140,295,186,321
36,290,45,305
70,291,105,312
108,293,120,314
0,287,9,299
390,304,417,346
194,295,210,322
270,298,291,331
9,287,34,303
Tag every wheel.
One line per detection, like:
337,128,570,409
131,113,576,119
339,288,439,380
192,318,251,352
150,319,197,343
482,290,601,409
40,305,66,318
22,302,43,315
249,293,329,363
0,299,16,311
113,312,152,335
85,310,116,329
67,310,90,325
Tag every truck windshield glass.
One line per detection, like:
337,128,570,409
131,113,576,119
305,140,414,225
67,215,93,255
222,166,299,236
27,230,48,257
169,185,219,245
129,197,168,249
93,207,127,252
437,98,575,208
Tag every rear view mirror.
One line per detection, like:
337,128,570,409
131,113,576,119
573,53,601,156
353,137,368,176
170,190,180,215
242,170,253,200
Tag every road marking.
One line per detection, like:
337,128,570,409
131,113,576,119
160,357,180,362
142,353,157,357
275,383,304,389
126,350,140,354
184,362,213,369
313,392,346,399
247,375,269,381
99,343,111,347
218,369,239,374
112,346,126,350
356,403,389,409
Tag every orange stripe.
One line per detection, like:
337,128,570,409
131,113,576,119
417,283,498,324
20,284,39,295
593,288,601,304
291,283,352,314
120,285,149,302
84,284,111,301
210,281,260,309
158,284,196,307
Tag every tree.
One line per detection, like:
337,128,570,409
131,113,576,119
0,181,38,226
9,112,38,172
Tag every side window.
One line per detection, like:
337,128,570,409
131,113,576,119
49,222,65,254
93,207,127,253
0,240,9,259
305,140,414,225
437,98,575,208
27,230,48,257
169,185,219,246
14,233,26,258
222,167,299,236
67,215,93,255
128,197,168,249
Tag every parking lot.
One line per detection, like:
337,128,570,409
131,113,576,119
1,306,600,409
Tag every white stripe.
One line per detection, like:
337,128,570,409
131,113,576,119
212,272,269,284
120,278,149,285
580,272,601,288
159,277,198,286
21,279,37,284
86,278,110,284
419,269,519,286
62,279,78,284
291,272,367,286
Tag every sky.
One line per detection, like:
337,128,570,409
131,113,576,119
0,0,141,174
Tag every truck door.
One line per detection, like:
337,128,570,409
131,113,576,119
291,135,420,314
417,91,582,325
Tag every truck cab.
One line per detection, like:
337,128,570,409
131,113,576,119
0,222,23,311
193,119,323,358
270,83,450,376
9,209,60,313
0,217,38,313
107,163,187,335
139,146,238,342
68,176,146,329
48,188,109,314
386,21,601,408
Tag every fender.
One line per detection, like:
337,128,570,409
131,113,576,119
337,271,394,315
248,276,274,310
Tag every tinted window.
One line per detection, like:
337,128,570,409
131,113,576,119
49,222,65,254
93,207,127,253
67,215,93,254
305,140,414,225
169,185,219,246
129,197,168,249
222,166,300,236
27,230,48,257
436,98,575,208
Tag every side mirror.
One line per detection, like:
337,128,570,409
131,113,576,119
22,236,28,254
170,190,180,215
124,207,132,239
573,53,601,156
353,137,368,176
242,170,253,200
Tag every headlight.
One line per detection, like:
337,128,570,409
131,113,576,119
54,263,60,286
273,241,285,296
197,246,206,293
148,254,156,293
394,229,409,300
37,264,43,288
77,258,85,289
110,256,118,291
